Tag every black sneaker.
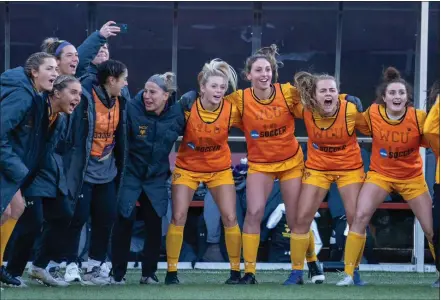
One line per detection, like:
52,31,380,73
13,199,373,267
140,274,159,284
307,261,325,284
0,266,21,287
165,271,180,285
225,270,241,284
238,272,257,284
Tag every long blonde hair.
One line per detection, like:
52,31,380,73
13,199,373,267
198,58,238,92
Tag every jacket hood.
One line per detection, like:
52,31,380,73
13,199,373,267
0,67,37,100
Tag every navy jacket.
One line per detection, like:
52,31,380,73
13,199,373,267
62,85,128,208
24,31,107,200
0,67,50,213
75,31,108,78
117,91,191,218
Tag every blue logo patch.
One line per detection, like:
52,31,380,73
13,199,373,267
379,148,388,158
312,143,319,150
187,142,195,150
250,130,259,139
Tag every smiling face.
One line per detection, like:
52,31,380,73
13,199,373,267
143,81,169,114
200,75,228,107
383,82,408,114
108,70,128,97
57,45,79,75
315,79,339,116
31,58,58,92
92,44,109,65
56,81,82,114
246,58,272,91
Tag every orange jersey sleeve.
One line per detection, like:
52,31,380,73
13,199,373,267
423,96,440,157
280,82,304,119
224,90,244,116
355,107,373,136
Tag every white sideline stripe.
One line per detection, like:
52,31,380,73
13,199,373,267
13,262,436,273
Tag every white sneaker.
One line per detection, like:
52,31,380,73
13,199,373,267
336,273,354,287
110,276,126,285
28,265,69,287
100,262,111,278
83,266,110,286
65,263,82,283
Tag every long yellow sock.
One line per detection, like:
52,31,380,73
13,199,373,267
355,233,366,268
242,233,260,274
344,231,366,276
305,229,318,263
290,232,310,270
166,224,184,272
0,219,17,265
429,242,436,261
224,225,241,272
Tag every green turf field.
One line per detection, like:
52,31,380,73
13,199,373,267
1,270,439,300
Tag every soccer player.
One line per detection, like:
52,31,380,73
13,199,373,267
423,82,439,288
165,59,242,285
337,67,435,286
287,71,366,285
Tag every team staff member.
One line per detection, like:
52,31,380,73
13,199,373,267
0,52,58,286
288,71,365,285
423,82,439,288
110,72,187,285
165,59,242,285
337,67,435,286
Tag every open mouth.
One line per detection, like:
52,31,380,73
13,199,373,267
213,95,222,101
392,101,402,107
259,78,269,84
324,99,333,106
69,64,77,70
69,102,77,111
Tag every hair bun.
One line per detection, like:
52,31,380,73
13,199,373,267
383,67,401,82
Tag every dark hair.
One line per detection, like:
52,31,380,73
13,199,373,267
96,59,127,86
242,44,283,83
294,71,339,114
24,52,56,79
49,75,80,96
375,67,413,105
41,37,73,59
427,80,440,109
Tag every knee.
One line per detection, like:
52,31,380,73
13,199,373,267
294,214,311,232
353,211,370,229
221,213,237,228
245,207,265,225
172,211,188,226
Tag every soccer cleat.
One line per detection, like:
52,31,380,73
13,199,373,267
140,274,159,284
336,273,354,286
225,270,241,284
165,271,180,285
0,266,21,287
283,270,304,285
65,263,82,283
307,261,325,284
83,266,110,286
353,269,367,286
238,273,258,285
13,276,28,288
28,265,69,287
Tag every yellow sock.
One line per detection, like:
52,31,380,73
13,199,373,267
344,231,366,276
242,233,260,274
429,242,436,261
290,232,310,270
166,224,184,272
305,229,318,263
0,219,17,265
355,233,366,268
224,225,241,272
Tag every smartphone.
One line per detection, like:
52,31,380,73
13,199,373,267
115,23,128,33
